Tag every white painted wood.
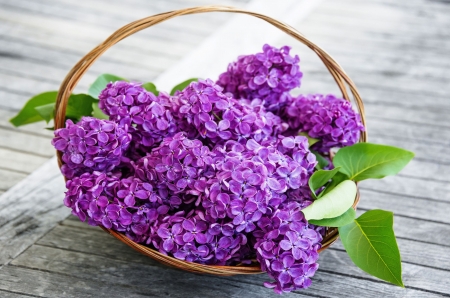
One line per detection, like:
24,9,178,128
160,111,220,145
0,158,68,265
154,0,324,91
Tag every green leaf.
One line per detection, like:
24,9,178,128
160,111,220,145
88,74,127,99
308,167,341,199
308,208,356,227
311,150,329,170
333,143,414,181
92,101,109,119
298,132,319,146
339,210,404,287
9,91,58,127
170,78,198,95
320,171,349,197
66,94,95,120
35,103,56,123
302,180,357,220
142,82,159,95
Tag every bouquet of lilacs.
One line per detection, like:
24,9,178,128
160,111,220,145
11,44,413,294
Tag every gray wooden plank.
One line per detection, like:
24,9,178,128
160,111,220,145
37,224,155,265
50,0,236,35
9,244,445,297
0,263,300,298
0,169,26,192
0,5,193,58
0,128,53,158
360,175,450,204
0,265,165,298
0,28,175,73
315,249,450,296
39,220,450,272
299,13,450,53
368,135,450,164
0,109,54,138
325,0,450,27
0,290,39,298
401,159,450,183
0,158,68,266
332,238,450,272
394,215,450,248
314,11,450,40
0,148,48,174
7,0,239,36
367,118,450,145
302,18,450,52
0,37,160,91
359,189,450,224
0,58,92,94
305,69,450,106
0,73,61,98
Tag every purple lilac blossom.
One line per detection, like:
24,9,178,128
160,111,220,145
175,79,287,146
55,43,368,294
285,94,365,153
254,201,322,293
217,44,302,112
52,117,131,178
99,81,180,151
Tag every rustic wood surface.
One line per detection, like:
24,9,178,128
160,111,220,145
1,0,449,297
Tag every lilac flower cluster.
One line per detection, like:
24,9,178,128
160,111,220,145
217,44,302,112
99,81,179,150
53,43,365,294
285,94,365,153
254,201,322,293
52,117,131,178
175,79,286,146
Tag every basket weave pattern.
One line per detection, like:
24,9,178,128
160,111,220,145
54,6,366,275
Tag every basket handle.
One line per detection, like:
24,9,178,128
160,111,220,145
54,5,367,136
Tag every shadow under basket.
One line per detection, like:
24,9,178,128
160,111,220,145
54,6,367,276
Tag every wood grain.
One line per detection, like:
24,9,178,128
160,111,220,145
0,158,69,265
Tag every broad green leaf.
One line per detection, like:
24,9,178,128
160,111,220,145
308,167,341,199
333,143,414,181
35,103,56,123
320,171,349,197
339,210,404,287
10,91,58,127
308,208,355,227
92,101,109,119
298,132,319,147
32,94,96,124
302,180,356,220
311,150,329,170
88,74,127,98
170,78,198,95
142,82,159,95
66,94,95,120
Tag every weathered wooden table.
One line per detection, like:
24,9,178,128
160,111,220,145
1,0,450,297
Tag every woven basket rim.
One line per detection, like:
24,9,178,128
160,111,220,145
53,5,367,275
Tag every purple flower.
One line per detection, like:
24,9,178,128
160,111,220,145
52,117,131,178
98,81,154,121
271,255,304,285
217,44,302,112
285,94,365,153
55,43,371,293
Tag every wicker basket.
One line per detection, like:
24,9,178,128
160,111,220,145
54,6,367,276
